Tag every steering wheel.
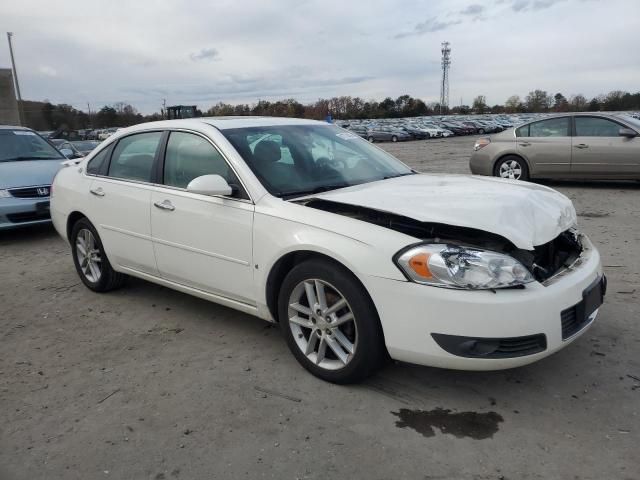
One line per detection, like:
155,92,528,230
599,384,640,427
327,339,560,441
315,156,346,171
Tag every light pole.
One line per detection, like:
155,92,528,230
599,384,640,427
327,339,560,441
6,32,25,126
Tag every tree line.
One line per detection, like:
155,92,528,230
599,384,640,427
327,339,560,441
17,89,640,131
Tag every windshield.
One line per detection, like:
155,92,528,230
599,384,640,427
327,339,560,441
619,115,640,131
222,124,413,198
0,130,64,162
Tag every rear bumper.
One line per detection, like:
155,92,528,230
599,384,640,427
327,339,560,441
0,197,52,230
365,235,603,370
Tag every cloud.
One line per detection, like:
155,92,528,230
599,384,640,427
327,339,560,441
38,66,57,77
508,0,567,12
395,17,462,39
189,47,219,62
460,4,485,15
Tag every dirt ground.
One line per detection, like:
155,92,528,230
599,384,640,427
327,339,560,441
1,136,638,480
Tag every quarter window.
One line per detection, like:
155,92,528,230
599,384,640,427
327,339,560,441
515,125,529,137
528,117,570,137
575,117,621,137
108,132,162,182
86,147,110,175
163,132,244,196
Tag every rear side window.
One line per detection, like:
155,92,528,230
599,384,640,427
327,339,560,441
575,117,621,137
86,147,110,175
163,132,246,198
528,118,570,137
108,132,162,182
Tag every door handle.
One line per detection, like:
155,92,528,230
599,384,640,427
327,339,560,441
519,142,531,147
89,187,105,197
574,144,589,149
154,200,175,211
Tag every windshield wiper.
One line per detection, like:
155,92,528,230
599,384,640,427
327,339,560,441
382,171,417,180
280,183,351,199
1,155,62,162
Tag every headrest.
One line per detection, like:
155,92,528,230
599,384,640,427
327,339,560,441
253,140,281,163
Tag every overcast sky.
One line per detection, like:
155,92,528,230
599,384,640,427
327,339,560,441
1,0,638,113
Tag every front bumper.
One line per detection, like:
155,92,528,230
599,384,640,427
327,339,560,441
0,197,52,230
365,235,603,370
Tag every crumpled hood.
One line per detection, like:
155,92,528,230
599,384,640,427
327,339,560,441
310,174,577,250
0,160,64,189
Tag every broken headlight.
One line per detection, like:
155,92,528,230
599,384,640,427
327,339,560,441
395,244,535,290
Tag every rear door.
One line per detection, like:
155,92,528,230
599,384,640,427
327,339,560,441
86,131,163,275
516,117,572,177
571,116,640,177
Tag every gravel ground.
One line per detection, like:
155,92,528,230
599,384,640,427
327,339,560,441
1,136,638,480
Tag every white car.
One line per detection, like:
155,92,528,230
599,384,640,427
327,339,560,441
51,117,606,383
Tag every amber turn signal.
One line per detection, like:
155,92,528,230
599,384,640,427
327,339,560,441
408,253,433,279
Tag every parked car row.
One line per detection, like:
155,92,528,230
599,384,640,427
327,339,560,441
338,114,519,143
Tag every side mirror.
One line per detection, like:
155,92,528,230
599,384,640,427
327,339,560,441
619,127,637,138
60,148,74,158
186,174,233,196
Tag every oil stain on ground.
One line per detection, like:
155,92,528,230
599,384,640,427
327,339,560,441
391,407,503,439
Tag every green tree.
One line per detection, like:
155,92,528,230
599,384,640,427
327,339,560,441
553,93,569,112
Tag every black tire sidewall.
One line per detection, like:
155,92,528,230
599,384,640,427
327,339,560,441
277,259,384,384
71,218,119,292
495,156,530,181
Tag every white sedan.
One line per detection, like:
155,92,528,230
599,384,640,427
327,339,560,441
51,117,606,383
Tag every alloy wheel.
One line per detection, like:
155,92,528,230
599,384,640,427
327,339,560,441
287,279,357,370
76,228,102,282
499,160,523,180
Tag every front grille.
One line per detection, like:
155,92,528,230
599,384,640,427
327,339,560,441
431,333,547,359
6,210,50,223
9,185,51,198
511,230,583,283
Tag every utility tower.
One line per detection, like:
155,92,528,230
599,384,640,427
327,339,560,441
439,41,451,114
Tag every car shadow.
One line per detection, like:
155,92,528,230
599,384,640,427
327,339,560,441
537,179,640,190
0,224,58,245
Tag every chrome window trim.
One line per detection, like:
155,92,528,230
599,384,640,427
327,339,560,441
83,127,255,205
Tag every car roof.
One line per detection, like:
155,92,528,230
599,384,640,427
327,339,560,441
0,125,31,131
122,116,327,133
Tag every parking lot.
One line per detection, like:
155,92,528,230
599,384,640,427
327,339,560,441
1,135,638,480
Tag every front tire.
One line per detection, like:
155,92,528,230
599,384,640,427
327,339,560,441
278,259,385,384
391,135,398,142
367,136,374,143
494,155,530,181
71,218,125,292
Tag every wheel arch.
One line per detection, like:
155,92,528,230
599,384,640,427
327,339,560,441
265,250,380,329
66,210,90,242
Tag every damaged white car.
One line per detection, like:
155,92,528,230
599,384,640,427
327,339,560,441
51,118,606,383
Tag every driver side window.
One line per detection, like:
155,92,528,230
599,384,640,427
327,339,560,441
163,132,247,198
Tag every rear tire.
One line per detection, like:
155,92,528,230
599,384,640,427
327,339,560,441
391,135,398,142
367,136,374,143
278,259,385,384
494,155,530,181
71,218,125,292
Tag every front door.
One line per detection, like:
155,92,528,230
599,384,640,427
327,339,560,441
150,131,254,304
571,116,640,177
